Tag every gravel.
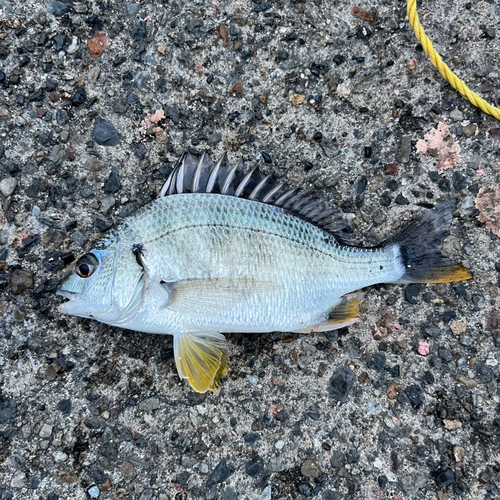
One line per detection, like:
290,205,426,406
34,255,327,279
1,0,500,499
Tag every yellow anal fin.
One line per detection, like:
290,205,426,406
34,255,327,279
174,332,228,393
295,293,363,334
411,264,472,284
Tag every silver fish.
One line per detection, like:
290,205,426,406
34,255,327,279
57,151,471,392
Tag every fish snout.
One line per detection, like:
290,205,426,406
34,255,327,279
56,289,80,314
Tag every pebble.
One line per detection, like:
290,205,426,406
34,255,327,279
0,398,17,422
101,195,115,213
300,459,321,478
39,423,53,438
84,157,102,171
462,123,477,138
88,485,100,498
10,269,34,295
71,87,87,106
87,32,108,58
135,71,151,91
54,451,68,462
104,167,121,193
248,486,271,500
206,458,234,488
395,135,411,163
0,178,18,197
45,0,72,16
10,471,27,488
246,374,259,386
56,109,69,126
93,118,121,146
139,490,153,500
275,440,284,450
456,374,477,389
245,457,264,477
327,366,354,403
66,36,79,54
450,109,464,121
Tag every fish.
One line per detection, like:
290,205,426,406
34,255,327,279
57,151,472,393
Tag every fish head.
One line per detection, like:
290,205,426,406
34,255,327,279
57,231,145,324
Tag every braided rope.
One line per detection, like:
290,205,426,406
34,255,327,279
407,0,500,120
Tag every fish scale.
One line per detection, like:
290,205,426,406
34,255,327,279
57,151,471,392
121,193,403,334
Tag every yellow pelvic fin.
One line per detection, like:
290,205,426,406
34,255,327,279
410,264,472,284
294,293,363,334
174,332,228,393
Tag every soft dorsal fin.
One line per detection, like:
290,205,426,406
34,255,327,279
159,150,355,244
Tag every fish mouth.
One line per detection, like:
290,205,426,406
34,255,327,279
56,289,81,313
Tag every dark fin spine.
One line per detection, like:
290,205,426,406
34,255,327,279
385,200,472,284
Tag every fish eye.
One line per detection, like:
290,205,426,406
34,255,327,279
75,253,99,278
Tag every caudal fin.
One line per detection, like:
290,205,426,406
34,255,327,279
384,200,472,284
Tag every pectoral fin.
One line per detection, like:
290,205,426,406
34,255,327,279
164,278,282,315
174,332,228,393
294,293,363,333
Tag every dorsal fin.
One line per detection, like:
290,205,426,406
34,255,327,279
158,151,355,244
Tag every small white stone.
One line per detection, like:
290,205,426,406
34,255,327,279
246,374,259,386
66,36,79,54
199,463,209,474
0,177,17,197
275,440,285,450
54,451,68,462
10,471,27,488
39,423,53,438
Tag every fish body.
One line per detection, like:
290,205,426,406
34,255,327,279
57,152,471,392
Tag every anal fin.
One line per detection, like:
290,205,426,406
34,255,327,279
294,293,363,334
174,332,228,393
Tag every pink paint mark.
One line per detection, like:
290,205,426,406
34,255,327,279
416,122,461,170
418,341,430,356
476,169,484,176
195,64,203,73
268,405,279,416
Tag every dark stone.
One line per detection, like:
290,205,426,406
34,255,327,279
405,284,420,304
405,385,425,409
345,449,359,464
113,99,128,114
322,491,338,500
131,22,147,41
80,186,95,199
104,167,121,193
435,469,455,487
93,118,121,146
206,458,235,487
0,141,3,159
327,366,355,403
243,433,260,444
0,398,17,422
262,152,272,164
56,109,69,126
45,0,72,17
296,484,311,497
57,399,71,414
378,476,388,489
29,88,44,102
221,489,238,500
333,54,345,65
253,1,272,12
355,177,367,207
94,217,113,232
71,87,87,106
245,456,263,477
395,193,410,205
367,353,386,372
329,450,345,468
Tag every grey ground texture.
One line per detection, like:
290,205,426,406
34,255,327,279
1,0,500,499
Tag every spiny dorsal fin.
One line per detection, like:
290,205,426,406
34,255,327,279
159,150,355,244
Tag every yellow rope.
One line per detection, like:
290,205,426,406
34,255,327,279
407,0,500,120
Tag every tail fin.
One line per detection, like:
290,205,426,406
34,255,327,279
384,200,472,284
